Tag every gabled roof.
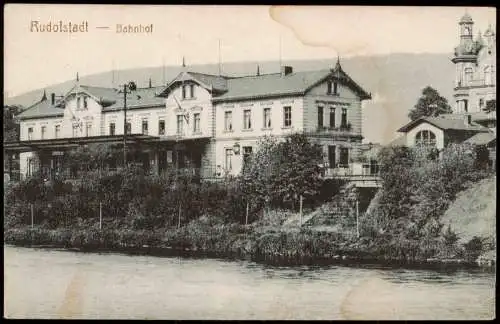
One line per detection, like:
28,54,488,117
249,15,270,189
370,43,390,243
158,63,371,103
158,71,231,97
213,65,371,102
397,116,489,133
463,132,497,146
80,85,119,104
214,70,329,102
102,86,166,111
16,95,64,120
17,85,167,119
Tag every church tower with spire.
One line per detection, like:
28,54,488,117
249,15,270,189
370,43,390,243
451,12,496,119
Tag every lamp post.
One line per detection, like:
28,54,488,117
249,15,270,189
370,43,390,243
122,81,137,167
123,83,128,167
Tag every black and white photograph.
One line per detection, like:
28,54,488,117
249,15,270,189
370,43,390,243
3,4,496,320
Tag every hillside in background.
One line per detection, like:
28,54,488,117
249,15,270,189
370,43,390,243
5,53,455,144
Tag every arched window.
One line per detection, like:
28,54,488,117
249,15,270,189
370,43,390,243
415,130,436,146
464,67,473,84
484,66,492,85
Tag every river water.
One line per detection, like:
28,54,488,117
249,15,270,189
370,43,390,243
3,246,495,320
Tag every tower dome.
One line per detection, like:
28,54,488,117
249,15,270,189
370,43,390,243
459,12,473,24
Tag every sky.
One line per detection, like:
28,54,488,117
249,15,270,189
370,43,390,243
3,5,496,97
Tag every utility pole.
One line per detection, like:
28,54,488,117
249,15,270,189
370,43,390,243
356,199,360,238
123,84,127,167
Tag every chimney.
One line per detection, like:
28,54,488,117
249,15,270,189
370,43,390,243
464,113,472,126
280,66,293,77
51,93,55,105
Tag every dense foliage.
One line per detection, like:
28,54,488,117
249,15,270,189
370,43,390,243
240,133,324,211
3,105,23,142
363,143,491,249
408,86,453,121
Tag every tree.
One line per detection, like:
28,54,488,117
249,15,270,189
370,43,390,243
241,133,324,212
408,86,452,121
3,105,23,142
484,99,496,113
276,133,324,207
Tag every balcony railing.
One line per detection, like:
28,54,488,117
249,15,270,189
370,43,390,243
456,79,495,89
323,162,380,177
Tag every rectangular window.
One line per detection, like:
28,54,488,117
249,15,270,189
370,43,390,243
177,115,184,135
109,123,116,136
76,97,81,109
479,98,485,110
41,126,46,139
55,125,61,139
72,124,78,137
329,107,336,128
243,146,253,166
85,122,92,137
339,147,349,166
243,109,252,130
224,111,233,131
126,122,132,135
263,108,271,129
328,145,336,168
333,82,338,95
317,106,324,129
83,97,88,109
142,119,148,135
464,100,468,113
225,148,233,170
193,113,201,133
327,81,332,94
27,158,33,177
158,120,165,135
283,106,292,127
28,127,33,140
190,84,195,98
341,108,348,128
182,85,187,99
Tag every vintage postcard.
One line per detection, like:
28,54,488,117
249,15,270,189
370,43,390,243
3,4,496,320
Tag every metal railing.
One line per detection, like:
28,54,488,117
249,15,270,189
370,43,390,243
323,163,381,177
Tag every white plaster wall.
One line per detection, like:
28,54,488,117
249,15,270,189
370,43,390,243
20,117,63,141
406,123,445,149
215,96,303,140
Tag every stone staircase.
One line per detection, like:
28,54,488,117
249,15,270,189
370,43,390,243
282,183,358,229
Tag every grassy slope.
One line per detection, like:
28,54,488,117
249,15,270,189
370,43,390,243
441,176,496,246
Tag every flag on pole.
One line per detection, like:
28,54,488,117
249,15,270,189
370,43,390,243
172,94,189,125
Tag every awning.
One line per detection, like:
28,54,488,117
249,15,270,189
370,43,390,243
3,134,159,153
463,132,496,146
3,134,212,153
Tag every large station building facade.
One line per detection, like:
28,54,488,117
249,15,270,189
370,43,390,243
5,60,373,181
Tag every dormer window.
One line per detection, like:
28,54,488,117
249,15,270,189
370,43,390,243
190,84,195,98
83,96,88,109
182,83,195,99
77,97,81,109
327,81,339,95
